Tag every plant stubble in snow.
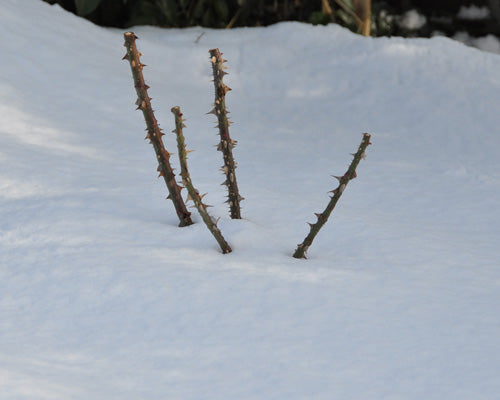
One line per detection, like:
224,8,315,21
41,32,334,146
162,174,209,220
0,1,500,399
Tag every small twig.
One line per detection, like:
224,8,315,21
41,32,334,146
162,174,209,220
226,8,243,29
194,32,205,44
293,133,372,259
171,107,232,254
208,48,243,219
322,0,334,18
333,0,363,27
123,32,193,227
353,0,371,36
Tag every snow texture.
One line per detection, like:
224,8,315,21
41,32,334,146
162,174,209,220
1,0,500,399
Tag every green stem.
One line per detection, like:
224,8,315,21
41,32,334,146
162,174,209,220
208,48,243,219
293,133,372,259
123,32,193,227
171,107,232,254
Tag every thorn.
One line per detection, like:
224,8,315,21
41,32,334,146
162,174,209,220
186,193,193,202
166,194,171,200
122,53,128,60
332,175,342,181
206,108,217,115
314,213,322,219
308,222,314,228
238,195,245,201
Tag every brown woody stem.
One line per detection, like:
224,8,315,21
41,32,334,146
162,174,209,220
353,0,371,36
293,133,372,259
171,107,232,254
123,32,193,227
208,48,243,219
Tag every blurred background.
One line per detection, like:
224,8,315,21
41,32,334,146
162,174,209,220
42,0,500,52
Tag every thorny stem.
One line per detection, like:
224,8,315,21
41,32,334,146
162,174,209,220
123,32,193,227
293,133,372,259
171,107,232,254
208,48,243,219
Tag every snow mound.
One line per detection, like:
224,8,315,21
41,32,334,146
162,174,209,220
1,0,500,399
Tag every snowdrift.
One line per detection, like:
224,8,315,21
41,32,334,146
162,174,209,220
1,0,499,399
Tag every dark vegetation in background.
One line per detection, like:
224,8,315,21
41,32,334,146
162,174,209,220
43,0,500,38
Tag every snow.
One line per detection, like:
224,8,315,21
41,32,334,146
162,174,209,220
1,0,500,399
454,31,500,54
398,9,427,30
457,5,491,20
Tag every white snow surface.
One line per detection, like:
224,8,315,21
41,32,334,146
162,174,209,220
1,1,500,399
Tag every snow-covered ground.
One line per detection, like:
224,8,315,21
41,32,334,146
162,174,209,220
1,1,500,398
